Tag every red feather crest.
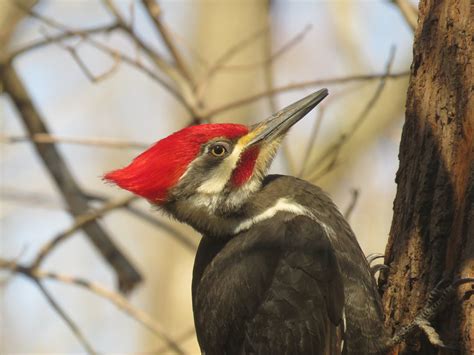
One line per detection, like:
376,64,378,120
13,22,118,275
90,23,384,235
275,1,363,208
104,124,249,202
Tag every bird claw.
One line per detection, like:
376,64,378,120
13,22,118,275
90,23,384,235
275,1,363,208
370,263,389,277
366,252,384,266
388,276,474,349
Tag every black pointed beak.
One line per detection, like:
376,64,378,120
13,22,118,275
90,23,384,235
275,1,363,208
244,88,328,147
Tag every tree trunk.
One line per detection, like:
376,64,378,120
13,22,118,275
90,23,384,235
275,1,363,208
379,0,473,354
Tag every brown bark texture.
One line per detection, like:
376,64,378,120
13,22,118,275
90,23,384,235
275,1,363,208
379,0,473,354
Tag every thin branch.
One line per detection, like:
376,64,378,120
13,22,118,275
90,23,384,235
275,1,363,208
32,196,137,269
1,260,185,354
140,0,194,84
195,25,269,100
344,188,360,220
222,24,312,70
10,22,120,59
101,0,199,117
392,0,418,31
165,27,210,70
297,82,370,178
204,70,409,118
261,7,295,175
153,328,196,354
34,280,97,355
0,186,64,210
306,47,397,182
19,6,196,115
40,28,121,83
37,270,186,354
68,44,121,83
0,60,142,293
86,192,198,252
298,107,325,177
1,133,150,149
0,187,198,252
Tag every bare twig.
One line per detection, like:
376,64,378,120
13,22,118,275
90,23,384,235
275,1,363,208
32,196,137,269
141,0,193,84
164,28,210,70
344,188,360,220
69,44,121,83
0,60,142,293
0,187,198,252
261,7,295,175
101,0,198,116
86,192,198,252
1,260,185,354
1,133,150,149
195,25,269,100
392,0,418,31
18,6,196,115
10,23,120,59
298,107,325,177
222,24,312,70
34,280,97,355
204,70,409,118
296,83,366,178
0,186,64,210
153,328,196,354
40,28,122,83
38,270,186,354
304,47,397,181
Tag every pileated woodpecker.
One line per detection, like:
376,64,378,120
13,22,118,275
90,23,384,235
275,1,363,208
105,89,388,354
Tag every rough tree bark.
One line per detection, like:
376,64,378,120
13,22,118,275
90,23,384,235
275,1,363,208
379,0,473,354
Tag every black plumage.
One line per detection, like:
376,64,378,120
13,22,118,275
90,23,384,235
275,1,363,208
190,175,387,355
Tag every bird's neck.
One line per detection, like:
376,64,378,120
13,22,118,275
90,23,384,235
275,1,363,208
163,175,320,239
163,177,266,237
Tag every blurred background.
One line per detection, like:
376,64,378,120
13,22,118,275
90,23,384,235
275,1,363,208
1,0,417,353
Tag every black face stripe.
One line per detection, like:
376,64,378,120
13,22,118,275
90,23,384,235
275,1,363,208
169,138,240,200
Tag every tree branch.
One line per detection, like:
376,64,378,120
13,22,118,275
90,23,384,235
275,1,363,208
140,0,194,85
222,24,312,71
86,192,198,252
0,61,142,293
1,260,186,354
392,0,418,31
204,70,409,118
32,196,137,269
305,47,397,181
37,270,186,354
15,5,197,116
101,0,199,118
10,22,120,59
1,133,150,149
344,188,360,220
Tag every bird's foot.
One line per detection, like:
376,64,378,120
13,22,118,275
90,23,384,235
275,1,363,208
366,252,384,265
387,277,474,349
365,253,388,277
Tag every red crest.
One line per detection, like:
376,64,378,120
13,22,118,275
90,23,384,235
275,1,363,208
104,124,249,202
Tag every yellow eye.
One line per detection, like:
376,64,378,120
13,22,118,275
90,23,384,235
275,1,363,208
210,144,227,157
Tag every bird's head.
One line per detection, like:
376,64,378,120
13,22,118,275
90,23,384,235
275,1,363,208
105,89,327,216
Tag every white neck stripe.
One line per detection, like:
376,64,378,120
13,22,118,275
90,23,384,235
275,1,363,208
233,198,310,234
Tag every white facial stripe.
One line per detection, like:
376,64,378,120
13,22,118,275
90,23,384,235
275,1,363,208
233,198,310,234
196,145,244,194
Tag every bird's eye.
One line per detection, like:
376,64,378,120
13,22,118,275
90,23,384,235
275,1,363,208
210,144,227,157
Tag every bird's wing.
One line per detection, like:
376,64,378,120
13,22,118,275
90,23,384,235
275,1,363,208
193,215,345,355
238,214,345,355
